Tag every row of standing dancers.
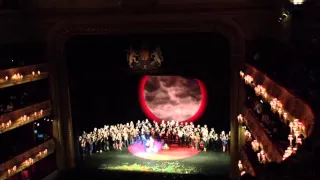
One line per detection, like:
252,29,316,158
79,119,231,156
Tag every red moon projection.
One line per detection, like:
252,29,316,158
139,76,207,123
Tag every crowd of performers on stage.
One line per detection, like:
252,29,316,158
78,119,231,157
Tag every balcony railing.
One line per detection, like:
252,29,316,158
0,101,52,134
240,147,256,177
0,139,55,180
242,107,283,163
0,63,49,89
243,64,315,137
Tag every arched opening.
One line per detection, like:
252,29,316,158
64,32,232,176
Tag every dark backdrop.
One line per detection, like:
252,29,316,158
66,33,230,139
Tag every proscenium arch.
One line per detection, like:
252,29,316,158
47,17,246,179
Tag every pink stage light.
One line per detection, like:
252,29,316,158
139,76,207,123
128,142,200,161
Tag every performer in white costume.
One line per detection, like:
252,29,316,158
146,137,158,152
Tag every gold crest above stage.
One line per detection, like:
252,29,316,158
127,46,163,70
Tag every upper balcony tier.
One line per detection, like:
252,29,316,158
242,64,315,137
0,139,55,180
0,63,49,89
240,146,257,176
0,100,52,134
244,94,291,146
242,107,283,163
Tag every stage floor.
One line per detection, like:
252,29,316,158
80,146,230,176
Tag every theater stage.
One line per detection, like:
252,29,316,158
78,145,230,177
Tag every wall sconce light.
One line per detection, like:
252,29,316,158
278,10,290,23
0,120,12,131
11,73,23,81
244,75,253,85
238,160,243,171
237,114,243,123
290,0,305,5
240,71,244,78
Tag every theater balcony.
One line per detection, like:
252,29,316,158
237,63,315,178
0,64,49,89
0,139,55,180
0,41,56,179
241,64,314,136
241,107,284,161
0,100,52,134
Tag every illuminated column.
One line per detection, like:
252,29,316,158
239,125,246,149
49,43,66,170
238,65,246,149
48,35,76,170
229,54,244,179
